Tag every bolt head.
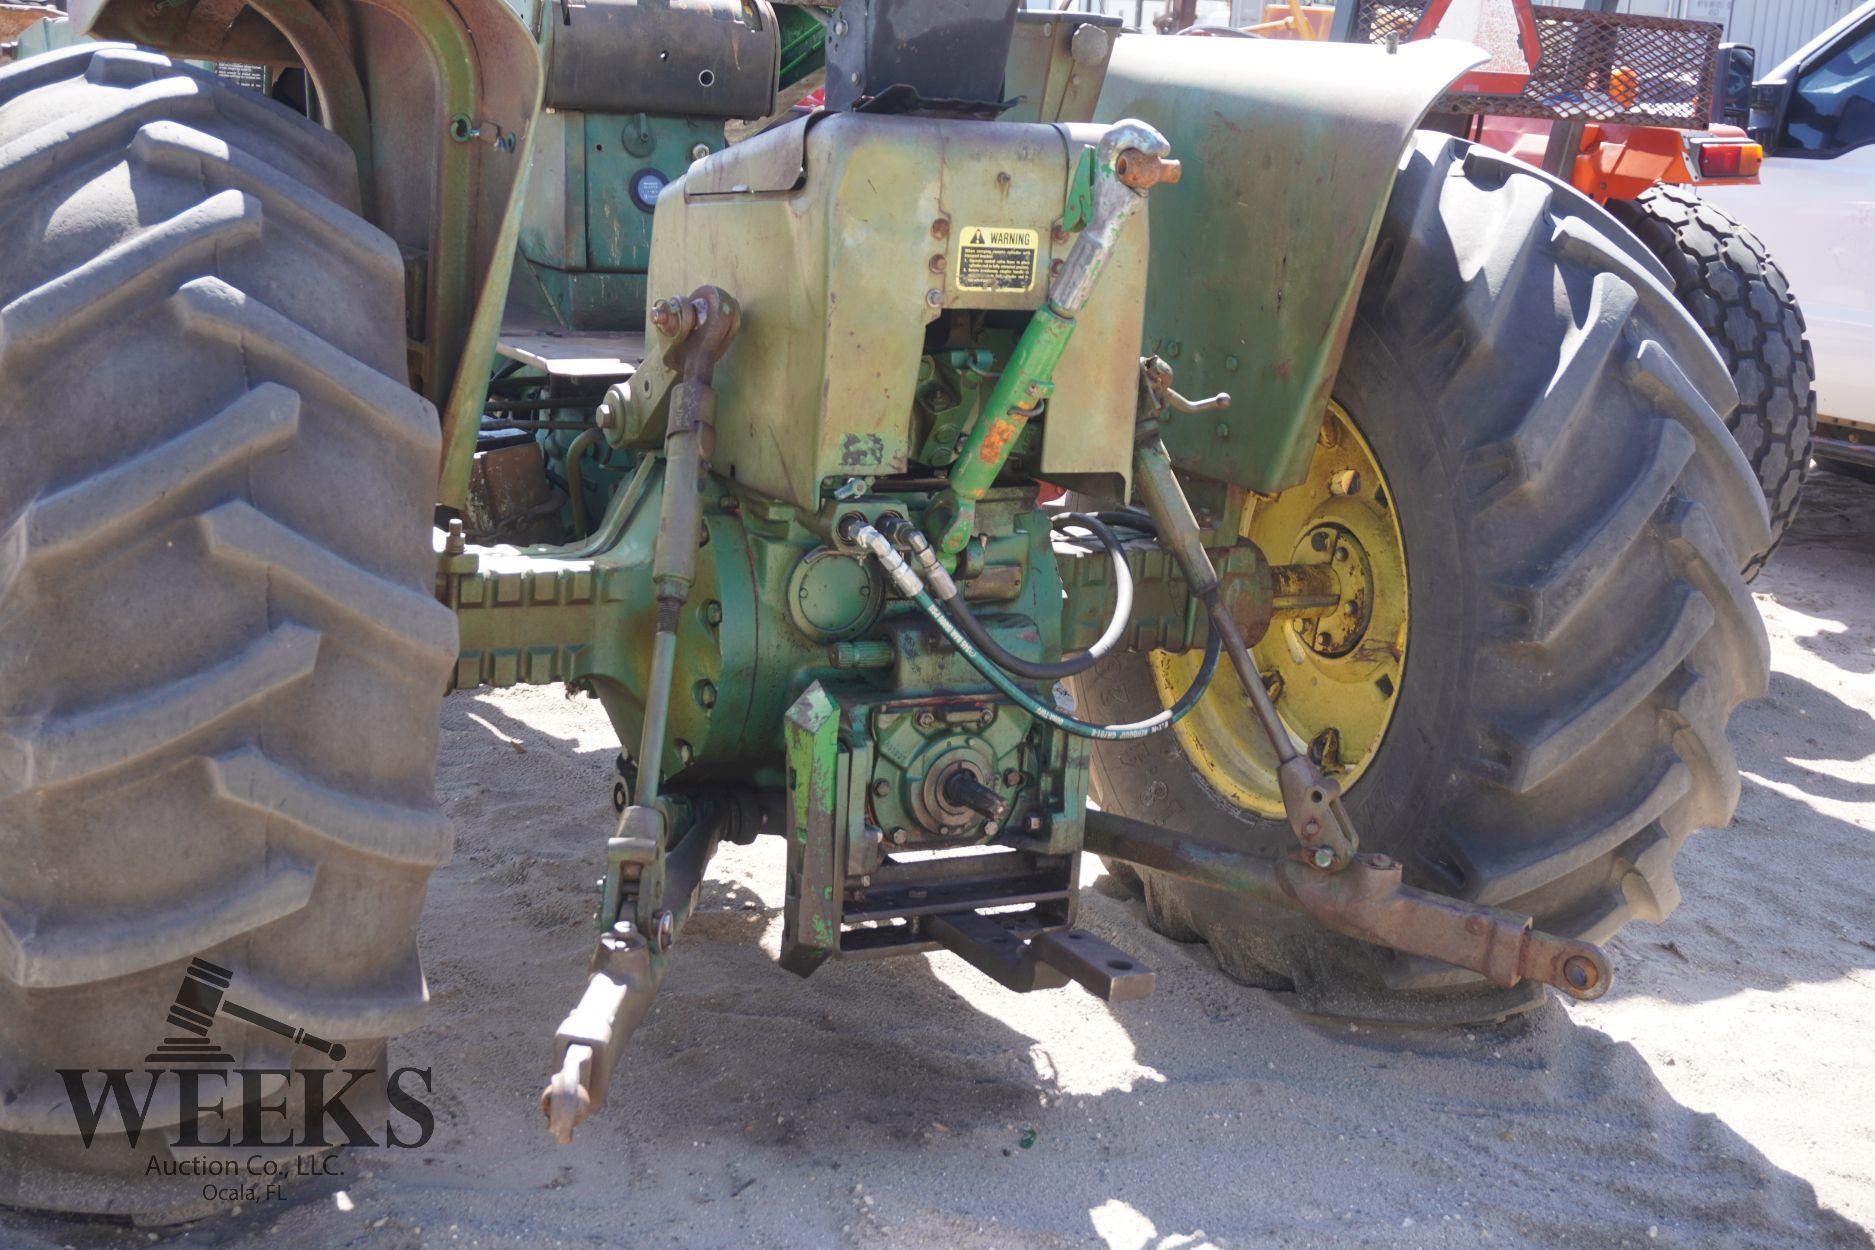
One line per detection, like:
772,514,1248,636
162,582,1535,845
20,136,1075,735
1311,847,1336,869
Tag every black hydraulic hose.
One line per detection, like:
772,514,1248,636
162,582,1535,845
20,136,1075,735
851,520,1225,740
941,512,1129,681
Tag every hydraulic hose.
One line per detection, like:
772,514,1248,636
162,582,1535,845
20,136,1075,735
922,512,1132,682
848,521,1219,741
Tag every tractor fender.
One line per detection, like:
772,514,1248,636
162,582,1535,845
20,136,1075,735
61,0,543,509
1096,35,1485,494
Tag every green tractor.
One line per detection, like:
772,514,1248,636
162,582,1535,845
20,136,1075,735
0,0,1770,1217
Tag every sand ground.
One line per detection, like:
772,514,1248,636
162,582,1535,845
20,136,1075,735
7,472,1875,1250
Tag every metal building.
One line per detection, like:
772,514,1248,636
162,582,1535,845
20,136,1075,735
1038,1,1862,70
1571,0,1863,70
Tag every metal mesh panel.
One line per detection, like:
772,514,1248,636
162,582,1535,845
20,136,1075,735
1347,2,1720,129
1349,1,1432,46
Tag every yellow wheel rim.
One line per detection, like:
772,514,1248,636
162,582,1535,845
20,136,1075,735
1150,402,1408,817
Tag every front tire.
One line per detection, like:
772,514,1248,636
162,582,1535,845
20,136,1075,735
1085,136,1771,1024
1609,183,1816,580
0,46,454,1215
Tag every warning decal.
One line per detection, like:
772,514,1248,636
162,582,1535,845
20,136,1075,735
956,226,1039,293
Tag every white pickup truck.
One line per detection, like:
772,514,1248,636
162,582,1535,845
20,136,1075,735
1702,2,1875,478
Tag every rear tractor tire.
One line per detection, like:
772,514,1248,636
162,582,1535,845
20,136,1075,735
1609,183,1816,579
1084,136,1771,1025
0,46,453,1216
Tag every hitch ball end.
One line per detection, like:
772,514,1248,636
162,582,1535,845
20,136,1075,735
541,1043,595,1145
1524,936,1613,1002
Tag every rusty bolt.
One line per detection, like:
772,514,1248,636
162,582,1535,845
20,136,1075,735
1116,150,1182,189
1263,671,1284,702
916,710,938,729
650,298,679,335
931,217,951,240
444,517,465,557
929,253,945,273
872,779,890,798
1051,223,1070,243
890,828,909,845
1002,769,1025,787
1329,469,1362,497
702,600,723,626
1563,956,1599,991
1310,847,1336,869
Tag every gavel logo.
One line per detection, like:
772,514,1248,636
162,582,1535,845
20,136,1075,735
144,958,348,1064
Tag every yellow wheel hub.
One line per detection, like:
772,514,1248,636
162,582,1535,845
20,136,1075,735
1150,402,1408,817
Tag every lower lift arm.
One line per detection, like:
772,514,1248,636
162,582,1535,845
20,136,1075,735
1117,370,1610,1002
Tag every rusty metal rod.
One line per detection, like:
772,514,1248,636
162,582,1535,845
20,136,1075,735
1133,436,1358,868
1269,562,1341,619
1082,810,1611,1000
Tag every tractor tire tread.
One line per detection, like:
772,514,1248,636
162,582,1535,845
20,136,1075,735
1085,134,1770,1024
0,45,449,1216
1610,183,1815,579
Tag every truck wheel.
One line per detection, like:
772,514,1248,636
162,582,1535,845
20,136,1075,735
1083,137,1770,1024
1610,183,1816,580
0,47,454,1215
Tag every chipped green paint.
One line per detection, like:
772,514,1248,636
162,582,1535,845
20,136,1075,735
781,683,842,976
785,683,838,846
